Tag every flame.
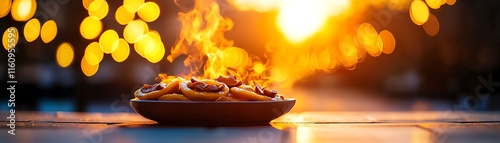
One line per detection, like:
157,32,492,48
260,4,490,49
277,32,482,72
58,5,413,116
167,0,268,86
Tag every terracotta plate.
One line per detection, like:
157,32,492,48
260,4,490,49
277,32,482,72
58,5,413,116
130,99,295,125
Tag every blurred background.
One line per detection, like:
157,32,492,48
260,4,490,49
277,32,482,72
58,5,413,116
1,0,500,112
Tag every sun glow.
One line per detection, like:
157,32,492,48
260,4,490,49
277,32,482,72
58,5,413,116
277,0,350,43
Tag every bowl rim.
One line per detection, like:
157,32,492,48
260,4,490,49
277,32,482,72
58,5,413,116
130,98,296,104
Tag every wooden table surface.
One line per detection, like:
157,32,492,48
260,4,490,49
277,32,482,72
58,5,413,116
1,111,500,143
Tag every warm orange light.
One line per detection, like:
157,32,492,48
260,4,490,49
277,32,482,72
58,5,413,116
40,20,58,43
357,23,378,46
339,36,359,70
253,62,265,74
446,0,457,5
221,47,249,68
115,5,135,25
134,32,154,58
111,38,130,62
426,0,442,9
24,18,40,42
124,0,144,12
99,29,119,54
137,2,160,22
2,27,18,51
410,0,429,25
81,56,99,77
88,0,109,20
80,16,103,39
84,42,104,66
82,0,94,10
0,0,12,18
56,42,74,68
366,35,383,57
124,20,149,43
277,0,350,43
228,0,282,12
11,0,36,21
379,30,396,54
143,31,165,63
423,13,440,36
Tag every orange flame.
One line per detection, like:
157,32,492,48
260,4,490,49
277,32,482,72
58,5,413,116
167,0,270,87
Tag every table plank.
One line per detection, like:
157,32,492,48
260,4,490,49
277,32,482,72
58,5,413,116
1,111,500,143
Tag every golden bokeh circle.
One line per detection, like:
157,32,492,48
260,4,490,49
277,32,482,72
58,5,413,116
379,30,396,54
124,20,149,43
423,13,440,36
88,0,109,20
0,0,12,18
80,16,103,39
410,0,429,25
134,33,154,58
446,0,457,5
115,5,135,25
111,38,130,62
426,0,442,9
366,36,383,57
40,20,58,43
81,56,99,77
24,18,40,42
84,42,104,66
137,2,160,22
144,32,165,63
99,29,119,54
11,0,37,21
356,23,378,46
124,0,144,12
82,0,95,10
2,27,18,51
56,42,74,68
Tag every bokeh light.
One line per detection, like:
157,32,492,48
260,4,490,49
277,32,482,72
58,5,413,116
82,0,94,10
134,31,165,63
0,0,12,18
84,42,104,66
99,29,119,54
115,5,135,25
88,0,109,20
222,47,249,68
410,0,429,25
423,13,440,36
111,38,130,62
446,0,457,5
124,0,144,12
10,0,36,21
379,30,396,54
124,20,149,43
137,2,160,22
253,62,265,74
426,0,442,9
81,56,99,77
80,16,103,39
365,35,383,57
357,23,378,46
23,18,40,42
134,32,154,58
2,27,18,50
56,42,74,68
40,20,58,43
339,37,358,70
144,38,165,63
